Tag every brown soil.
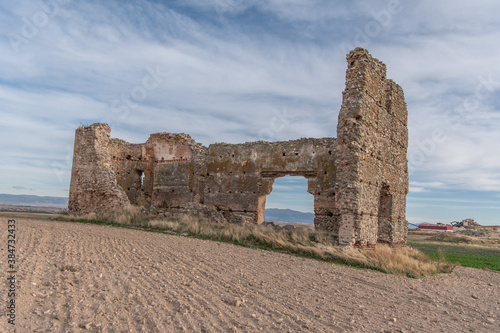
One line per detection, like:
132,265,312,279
0,205,63,215
1,218,499,332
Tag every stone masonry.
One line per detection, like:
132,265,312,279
68,48,409,247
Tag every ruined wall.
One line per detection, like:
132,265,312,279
108,139,148,205
202,138,337,229
68,48,409,247
147,133,206,210
108,132,206,210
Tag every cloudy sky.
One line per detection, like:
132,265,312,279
1,0,499,225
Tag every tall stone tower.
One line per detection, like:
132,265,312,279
68,123,130,214
336,48,409,247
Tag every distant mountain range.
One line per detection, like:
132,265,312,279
265,208,423,227
0,194,68,208
1,194,316,224
264,208,315,224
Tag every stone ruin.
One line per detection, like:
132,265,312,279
68,48,409,247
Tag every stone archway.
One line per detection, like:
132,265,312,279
258,170,318,224
262,175,314,223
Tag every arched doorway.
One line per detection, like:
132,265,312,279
378,184,393,243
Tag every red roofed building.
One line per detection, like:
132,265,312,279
418,224,453,232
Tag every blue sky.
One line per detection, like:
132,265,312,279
1,0,500,225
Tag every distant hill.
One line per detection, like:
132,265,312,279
264,208,314,224
0,194,68,208
264,210,426,227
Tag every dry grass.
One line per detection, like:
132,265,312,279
147,215,454,277
355,245,448,276
78,206,149,226
67,207,454,277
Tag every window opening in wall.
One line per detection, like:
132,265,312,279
140,171,145,186
264,175,314,225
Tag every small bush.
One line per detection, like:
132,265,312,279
59,265,78,272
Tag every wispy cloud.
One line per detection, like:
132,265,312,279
408,187,427,194
12,185,34,191
410,181,446,189
407,216,446,225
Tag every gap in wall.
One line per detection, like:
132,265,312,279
264,175,314,224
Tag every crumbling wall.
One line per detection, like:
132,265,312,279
109,132,206,210
68,48,409,247
109,139,148,205
147,133,206,210
202,138,337,229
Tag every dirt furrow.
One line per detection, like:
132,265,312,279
1,218,499,333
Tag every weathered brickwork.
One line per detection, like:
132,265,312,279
68,124,130,213
336,48,408,247
68,48,409,247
